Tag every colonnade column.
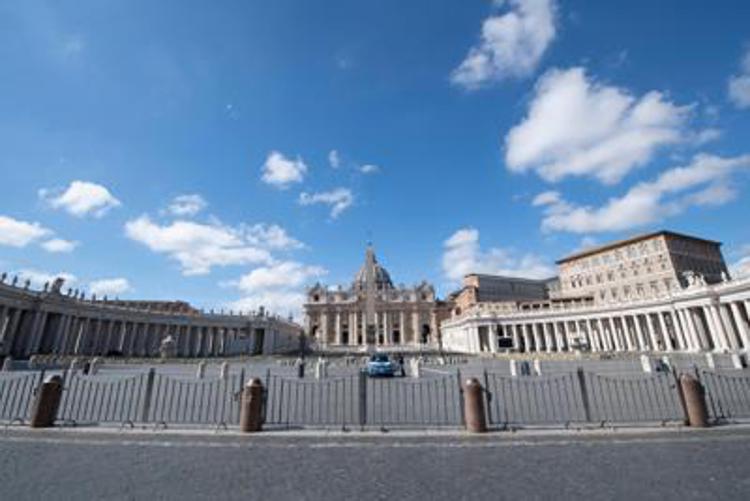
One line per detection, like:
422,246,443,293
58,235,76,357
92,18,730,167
729,302,750,350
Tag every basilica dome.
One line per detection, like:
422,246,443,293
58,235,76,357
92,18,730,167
352,246,394,290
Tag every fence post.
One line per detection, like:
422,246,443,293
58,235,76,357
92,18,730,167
457,369,465,426
140,368,156,424
576,367,592,423
30,375,63,428
482,369,491,425
464,378,487,433
358,369,367,430
239,378,264,433
679,374,709,427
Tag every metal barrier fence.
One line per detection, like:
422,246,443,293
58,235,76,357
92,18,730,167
264,374,360,428
263,371,464,429
0,372,44,424
485,372,585,427
700,369,750,422
148,373,244,427
584,372,684,424
367,373,464,428
484,369,684,428
58,372,150,425
3,365,750,430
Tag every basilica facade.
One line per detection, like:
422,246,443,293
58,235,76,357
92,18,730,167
304,246,449,349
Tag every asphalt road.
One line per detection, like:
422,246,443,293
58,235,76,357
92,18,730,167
1,427,750,500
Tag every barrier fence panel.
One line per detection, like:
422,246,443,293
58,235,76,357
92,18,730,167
0,371,43,424
263,374,359,428
147,373,243,427
584,372,684,425
58,371,150,426
366,373,464,428
700,369,750,421
484,372,586,428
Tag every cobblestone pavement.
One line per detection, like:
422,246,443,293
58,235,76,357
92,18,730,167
1,427,750,500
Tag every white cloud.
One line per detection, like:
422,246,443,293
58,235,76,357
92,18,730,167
40,180,121,217
235,261,326,293
505,67,691,184
299,188,354,218
14,269,77,290
534,153,750,233
226,261,327,320
451,0,557,88
531,190,561,206
728,47,750,109
166,194,207,217
328,150,341,169
227,290,308,320
88,278,132,297
260,151,307,189
442,227,555,284
41,238,78,253
359,164,380,174
124,215,288,275
0,215,51,247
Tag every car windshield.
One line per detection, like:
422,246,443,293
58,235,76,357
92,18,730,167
371,354,389,362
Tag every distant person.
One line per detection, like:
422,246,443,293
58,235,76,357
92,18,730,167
397,355,405,377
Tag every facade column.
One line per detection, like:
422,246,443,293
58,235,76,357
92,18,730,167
335,312,342,345
384,312,391,345
562,321,573,350
522,324,532,353
657,312,674,352
511,324,521,351
320,312,328,347
350,312,358,346
632,314,646,351
543,322,554,353
399,311,405,346
586,319,598,352
679,309,700,352
672,310,691,352
606,318,621,352
619,317,634,352
552,322,563,352
718,304,740,350
532,323,542,352
595,318,608,351
688,308,709,351
703,305,727,351
645,313,659,352
729,302,750,350
412,311,419,345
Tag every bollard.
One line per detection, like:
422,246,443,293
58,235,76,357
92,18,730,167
196,361,206,379
640,354,653,373
2,356,13,372
219,362,230,380
509,359,518,377
239,378,264,433
89,357,101,375
704,353,716,370
533,359,542,376
680,374,709,428
30,375,64,428
464,378,487,433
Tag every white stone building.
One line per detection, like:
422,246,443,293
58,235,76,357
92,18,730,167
304,246,448,350
441,231,750,355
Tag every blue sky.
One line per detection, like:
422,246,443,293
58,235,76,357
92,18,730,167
1,0,749,318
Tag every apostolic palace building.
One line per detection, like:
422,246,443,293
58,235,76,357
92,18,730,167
440,230,750,356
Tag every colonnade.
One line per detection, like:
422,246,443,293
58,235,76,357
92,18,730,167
0,283,302,359
441,278,750,356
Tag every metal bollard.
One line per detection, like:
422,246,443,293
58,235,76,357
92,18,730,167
464,378,487,433
239,378,264,433
680,374,709,427
196,361,206,379
30,375,64,428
